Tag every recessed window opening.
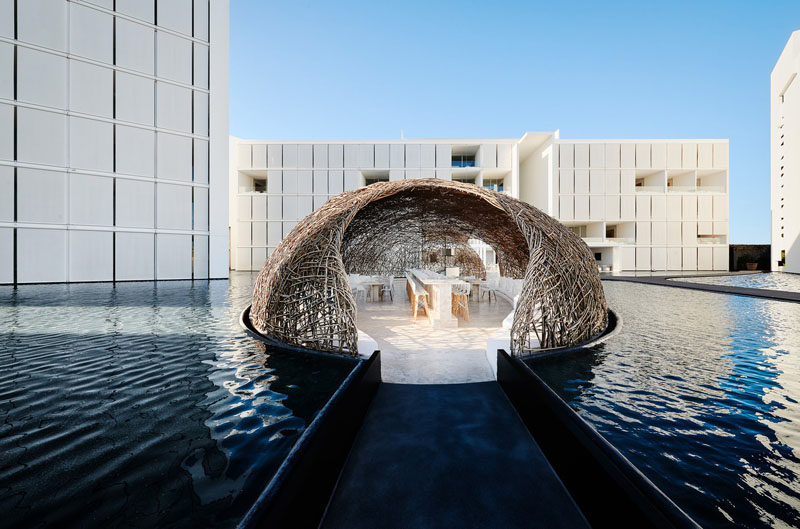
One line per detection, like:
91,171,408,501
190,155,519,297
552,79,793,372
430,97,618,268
451,154,476,168
483,178,504,192
569,225,587,238
453,177,476,185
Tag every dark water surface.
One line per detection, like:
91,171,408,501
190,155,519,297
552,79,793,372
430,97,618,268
0,273,354,529
531,281,800,529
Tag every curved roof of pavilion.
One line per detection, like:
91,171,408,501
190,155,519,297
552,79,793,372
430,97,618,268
250,179,608,357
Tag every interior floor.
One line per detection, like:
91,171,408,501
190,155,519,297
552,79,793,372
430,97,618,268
355,278,512,384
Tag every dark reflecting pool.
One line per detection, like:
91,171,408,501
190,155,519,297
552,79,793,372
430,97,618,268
531,281,800,529
0,273,355,528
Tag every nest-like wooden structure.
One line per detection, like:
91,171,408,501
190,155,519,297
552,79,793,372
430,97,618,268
250,179,607,357
421,244,486,280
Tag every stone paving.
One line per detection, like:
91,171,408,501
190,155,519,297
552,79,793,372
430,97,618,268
355,279,512,384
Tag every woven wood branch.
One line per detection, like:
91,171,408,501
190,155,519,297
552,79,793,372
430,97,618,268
250,179,608,357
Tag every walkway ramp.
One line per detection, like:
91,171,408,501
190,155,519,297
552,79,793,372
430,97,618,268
320,382,589,529
237,349,700,529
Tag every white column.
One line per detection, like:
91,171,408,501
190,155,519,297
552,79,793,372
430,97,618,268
209,0,231,278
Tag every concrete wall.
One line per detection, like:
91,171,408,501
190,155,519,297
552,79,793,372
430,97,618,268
0,0,229,284
519,137,555,212
554,140,729,272
229,139,517,271
229,135,729,273
772,31,800,273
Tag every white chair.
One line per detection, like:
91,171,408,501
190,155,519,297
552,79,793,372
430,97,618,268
351,284,366,302
380,275,394,301
481,280,498,302
349,274,366,302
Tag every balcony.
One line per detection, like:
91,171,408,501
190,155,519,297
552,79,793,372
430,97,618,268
696,185,726,193
582,237,635,245
482,178,505,194
697,235,727,245
451,153,477,168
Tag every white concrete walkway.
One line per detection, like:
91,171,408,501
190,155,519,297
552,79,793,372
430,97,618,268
355,279,511,384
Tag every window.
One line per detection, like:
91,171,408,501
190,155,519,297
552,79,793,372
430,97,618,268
362,170,389,186
594,253,602,261
568,225,587,237
605,226,616,238
365,176,389,186
483,178,504,192
451,154,476,167
253,179,267,193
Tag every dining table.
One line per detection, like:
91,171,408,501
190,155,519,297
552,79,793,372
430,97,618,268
364,277,386,302
407,269,469,327
463,278,483,300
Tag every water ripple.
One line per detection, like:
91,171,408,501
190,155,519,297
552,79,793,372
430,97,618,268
0,273,354,529
532,280,800,529
677,272,800,293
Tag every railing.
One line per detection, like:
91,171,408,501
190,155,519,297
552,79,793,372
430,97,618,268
239,186,267,194
697,237,726,245
581,237,635,244
634,186,665,193
451,160,477,168
696,185,726,193
666,186,695,193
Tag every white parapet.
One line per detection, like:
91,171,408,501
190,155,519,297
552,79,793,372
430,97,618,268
357,329,379,359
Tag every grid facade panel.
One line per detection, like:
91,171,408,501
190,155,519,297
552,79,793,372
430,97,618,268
1,0,218,284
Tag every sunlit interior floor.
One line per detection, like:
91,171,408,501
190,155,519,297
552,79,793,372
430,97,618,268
355,279,512,384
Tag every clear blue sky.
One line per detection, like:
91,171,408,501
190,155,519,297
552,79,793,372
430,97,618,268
230,0,800,244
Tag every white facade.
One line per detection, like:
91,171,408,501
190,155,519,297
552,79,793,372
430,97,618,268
0,0,229,284
772,31,800,273
229,134,729,273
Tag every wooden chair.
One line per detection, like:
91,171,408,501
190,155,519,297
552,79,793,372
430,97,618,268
406,277,432,323
451,283,470,323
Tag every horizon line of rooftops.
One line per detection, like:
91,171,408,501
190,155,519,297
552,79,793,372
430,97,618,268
232,135,730,145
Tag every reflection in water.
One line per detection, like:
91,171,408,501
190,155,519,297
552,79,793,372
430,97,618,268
0,273,354,528
531,282,800,529
677,271,800,293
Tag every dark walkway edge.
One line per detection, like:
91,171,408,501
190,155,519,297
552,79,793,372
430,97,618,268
602,274,800,304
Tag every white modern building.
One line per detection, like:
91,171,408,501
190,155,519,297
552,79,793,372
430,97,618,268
229,134,729,272
0,0,229,284
772,31,800,274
